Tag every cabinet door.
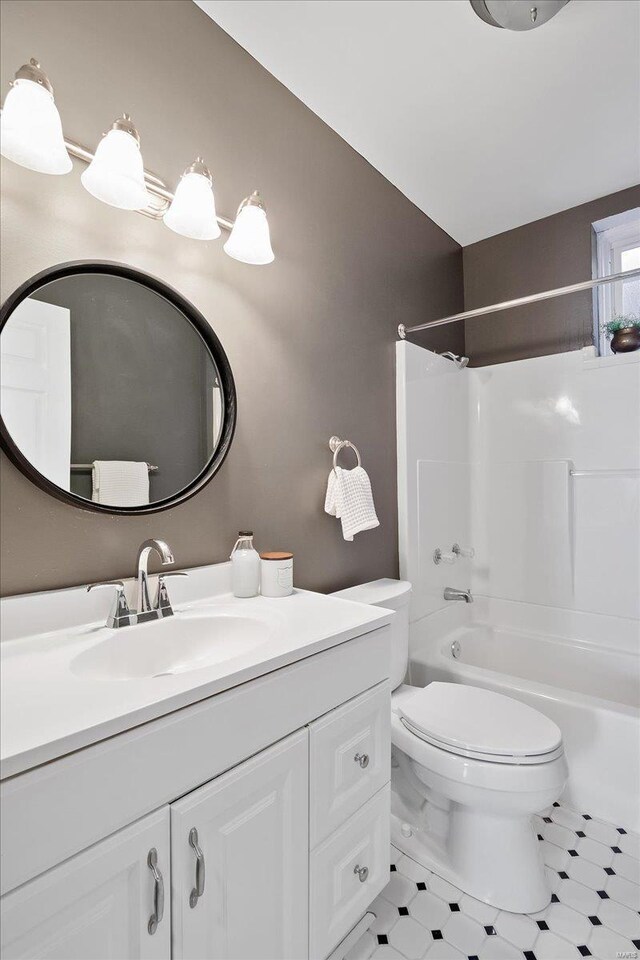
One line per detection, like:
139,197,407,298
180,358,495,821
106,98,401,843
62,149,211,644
171,729,308,960
0,807,170,960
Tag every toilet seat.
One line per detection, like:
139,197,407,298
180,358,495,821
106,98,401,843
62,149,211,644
397,682,563,765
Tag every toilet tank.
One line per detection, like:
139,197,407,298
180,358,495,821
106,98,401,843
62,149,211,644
331,579,412,690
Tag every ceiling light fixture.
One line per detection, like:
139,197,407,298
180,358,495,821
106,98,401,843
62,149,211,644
163,158,221,240
469,0,570,31
223,191,275,266
0,58,72,174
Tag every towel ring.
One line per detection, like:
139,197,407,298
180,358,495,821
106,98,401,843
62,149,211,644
329,436,362,471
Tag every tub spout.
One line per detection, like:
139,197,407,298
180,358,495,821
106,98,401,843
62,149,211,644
444,586,473,603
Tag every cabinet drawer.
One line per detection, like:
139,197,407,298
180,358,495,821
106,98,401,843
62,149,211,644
310,681,390,846
309,783,390,960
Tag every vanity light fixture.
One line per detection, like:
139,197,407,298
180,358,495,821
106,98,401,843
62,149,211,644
223,191,275,265
1,58,275,263
80,115,149,211
163,158,221,240
0,59,72,175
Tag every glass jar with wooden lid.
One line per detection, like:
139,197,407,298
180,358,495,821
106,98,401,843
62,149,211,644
260,551,293,597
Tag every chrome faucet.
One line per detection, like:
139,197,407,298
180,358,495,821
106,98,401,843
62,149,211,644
444,586,473,603
88,539,187,628
136,539,175,620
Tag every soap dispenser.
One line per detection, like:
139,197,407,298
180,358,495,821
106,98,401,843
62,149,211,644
230,531,260,598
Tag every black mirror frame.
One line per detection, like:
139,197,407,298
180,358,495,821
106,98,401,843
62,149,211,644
0,260,237,515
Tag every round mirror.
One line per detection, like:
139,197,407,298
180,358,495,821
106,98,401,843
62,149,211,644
0,261,236,513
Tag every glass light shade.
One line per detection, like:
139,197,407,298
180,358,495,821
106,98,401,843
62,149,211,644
163,170,221,240
0,78,71,175
224,201,274,265
81,128,149,210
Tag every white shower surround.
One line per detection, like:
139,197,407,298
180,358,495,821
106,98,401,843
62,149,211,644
396,342,640,829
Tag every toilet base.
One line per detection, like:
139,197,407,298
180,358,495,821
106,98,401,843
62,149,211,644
391,810,551,914
391,760,552,913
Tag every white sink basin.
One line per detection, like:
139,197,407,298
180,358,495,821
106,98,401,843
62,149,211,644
71,612,275,681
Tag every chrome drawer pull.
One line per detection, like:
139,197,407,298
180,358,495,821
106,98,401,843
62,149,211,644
354,752,370,769
354,864,369,883
147,848,164,935
189,827,205,908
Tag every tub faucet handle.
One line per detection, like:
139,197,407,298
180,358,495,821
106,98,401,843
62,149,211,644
452,543,475,560
433,548,456,565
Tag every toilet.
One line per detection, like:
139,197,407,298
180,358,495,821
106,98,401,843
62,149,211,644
332,579,568,914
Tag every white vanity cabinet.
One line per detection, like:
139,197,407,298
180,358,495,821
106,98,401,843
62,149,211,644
1,732,309,960
1,619,392,960
170,729,309,960
0,807,171,959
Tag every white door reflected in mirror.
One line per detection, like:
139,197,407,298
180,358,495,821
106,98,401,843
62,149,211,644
0,298,71,490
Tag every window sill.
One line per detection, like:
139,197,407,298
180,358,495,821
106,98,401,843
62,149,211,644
582,345,640,370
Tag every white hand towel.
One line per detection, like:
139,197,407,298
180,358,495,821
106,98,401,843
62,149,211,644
92,461,150,507
325,465,380,541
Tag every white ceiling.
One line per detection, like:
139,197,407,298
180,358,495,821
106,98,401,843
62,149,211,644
195,0,640,246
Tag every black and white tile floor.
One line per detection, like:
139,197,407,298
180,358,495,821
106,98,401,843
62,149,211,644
347,803,640,960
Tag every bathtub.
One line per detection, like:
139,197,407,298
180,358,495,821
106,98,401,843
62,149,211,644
408,599,640,832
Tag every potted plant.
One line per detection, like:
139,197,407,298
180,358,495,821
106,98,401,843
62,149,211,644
604,314,640,354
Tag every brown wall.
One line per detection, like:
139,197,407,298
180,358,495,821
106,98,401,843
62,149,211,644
0,0,463,596
463,186,640,366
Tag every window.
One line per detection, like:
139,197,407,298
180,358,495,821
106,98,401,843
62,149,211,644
593,209,640,356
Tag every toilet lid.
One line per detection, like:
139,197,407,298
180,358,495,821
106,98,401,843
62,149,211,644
398,682,562,761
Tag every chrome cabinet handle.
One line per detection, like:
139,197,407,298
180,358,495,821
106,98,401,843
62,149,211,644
354,864,369,883
189,827,205,908
354,752,370,769
147,848,164,935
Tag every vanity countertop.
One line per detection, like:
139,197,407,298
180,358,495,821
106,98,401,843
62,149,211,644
1,566,392,779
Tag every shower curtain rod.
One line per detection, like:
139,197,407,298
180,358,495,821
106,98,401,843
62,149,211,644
397,268,640,339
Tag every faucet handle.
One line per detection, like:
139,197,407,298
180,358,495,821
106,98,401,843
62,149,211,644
154,572,188,616
433,548,456,565
87,580,132,628
452,543,475,560
87,579,125,592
